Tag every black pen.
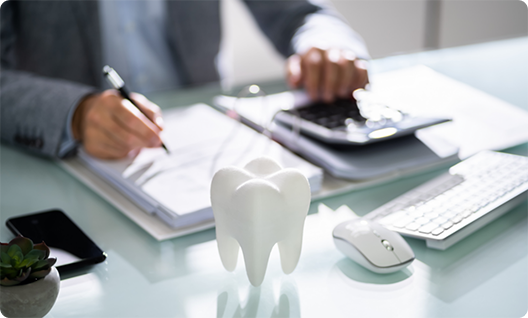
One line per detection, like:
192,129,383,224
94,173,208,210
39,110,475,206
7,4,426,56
102,65,169,153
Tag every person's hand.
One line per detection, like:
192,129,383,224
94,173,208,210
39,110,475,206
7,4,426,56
286,47,369,103
72,89,164,159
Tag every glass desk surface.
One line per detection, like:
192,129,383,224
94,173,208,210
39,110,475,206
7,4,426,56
1,37,527,318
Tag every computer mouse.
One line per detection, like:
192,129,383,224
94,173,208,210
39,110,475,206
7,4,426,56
333,218,415,274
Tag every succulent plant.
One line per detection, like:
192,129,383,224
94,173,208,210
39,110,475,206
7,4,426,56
0,236,57,286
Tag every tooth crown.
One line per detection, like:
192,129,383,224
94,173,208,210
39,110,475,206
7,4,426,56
211,157,311,286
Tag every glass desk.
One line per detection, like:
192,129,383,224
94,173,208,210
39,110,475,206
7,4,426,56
1,37,527,318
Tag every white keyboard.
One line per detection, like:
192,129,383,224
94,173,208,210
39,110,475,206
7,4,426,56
364,151,528,250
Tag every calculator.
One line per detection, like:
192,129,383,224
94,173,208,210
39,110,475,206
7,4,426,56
272,90,450,145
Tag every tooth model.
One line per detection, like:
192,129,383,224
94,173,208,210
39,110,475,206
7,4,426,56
211,157,311,286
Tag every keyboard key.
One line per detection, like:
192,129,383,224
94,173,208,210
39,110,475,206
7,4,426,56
442,210,458,219
418,223,438,234
406,222,421,231
451,215,463,224
452,206,465,214
432,216,448,224
393,216,415,228
414,217,430,225
441,221,454,229
424,212,439,219
461,210,472,218
469,205,480,213
432,227,444,236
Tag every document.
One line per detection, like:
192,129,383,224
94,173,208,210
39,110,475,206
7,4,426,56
370,65,528,159
68,104,323,232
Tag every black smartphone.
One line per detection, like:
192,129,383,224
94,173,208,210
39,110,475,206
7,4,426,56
6,209,106,276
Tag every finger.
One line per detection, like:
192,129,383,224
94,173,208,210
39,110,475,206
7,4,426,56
286,54,302,89
350,59,370,91
302,48,324,101
98,112,149,150
337,52,355,98
113,99,162,148
322,49,341,103
130,93,165,130
83,96,152,150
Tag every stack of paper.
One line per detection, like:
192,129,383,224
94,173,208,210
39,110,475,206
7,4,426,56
73,104,324,229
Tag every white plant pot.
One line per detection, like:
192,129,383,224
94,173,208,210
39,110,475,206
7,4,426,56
0,266,60,318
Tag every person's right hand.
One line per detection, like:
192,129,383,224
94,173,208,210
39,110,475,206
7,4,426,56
286,47,369,103
71,89,164,159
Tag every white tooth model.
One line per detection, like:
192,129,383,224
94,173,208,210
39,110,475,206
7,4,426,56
211,157,311,286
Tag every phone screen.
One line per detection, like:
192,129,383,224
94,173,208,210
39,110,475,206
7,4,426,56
6,209,106,276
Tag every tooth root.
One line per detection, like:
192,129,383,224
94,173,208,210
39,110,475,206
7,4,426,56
278,227,305,274
270,169,310,274
216,228,240,272
239,241,275,287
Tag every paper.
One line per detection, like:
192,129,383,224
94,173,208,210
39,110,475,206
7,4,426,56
370,66,528,159
77,104,323,227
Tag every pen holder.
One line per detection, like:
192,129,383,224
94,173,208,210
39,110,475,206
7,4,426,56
210,157,311,286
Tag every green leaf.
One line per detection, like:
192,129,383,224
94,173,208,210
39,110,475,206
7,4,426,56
9,236,33,255
19,257,39,268
33,242,51,259
7,245,23,265
24,249,45,261
1,252,12,264
1,267,18,276
0,262,12,269
33,259,50,270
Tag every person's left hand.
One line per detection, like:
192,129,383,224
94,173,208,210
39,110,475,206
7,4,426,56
286,47,369,103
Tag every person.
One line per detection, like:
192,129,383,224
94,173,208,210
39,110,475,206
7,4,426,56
0,0,370,160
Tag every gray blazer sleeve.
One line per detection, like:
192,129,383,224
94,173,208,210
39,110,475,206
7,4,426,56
0,70,96,158
243,0,370,59
0,1,97,158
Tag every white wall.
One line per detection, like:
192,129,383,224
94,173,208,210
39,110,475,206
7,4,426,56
219,0,286,89
438,0,527,48
220,0,528,87
330,0,429,57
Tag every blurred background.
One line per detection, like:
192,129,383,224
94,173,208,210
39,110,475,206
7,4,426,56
219,0,527,87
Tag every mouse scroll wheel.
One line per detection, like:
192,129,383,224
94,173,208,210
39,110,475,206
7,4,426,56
381,239,394,251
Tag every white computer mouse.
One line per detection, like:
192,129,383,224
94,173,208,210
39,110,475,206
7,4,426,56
333,218,415,274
